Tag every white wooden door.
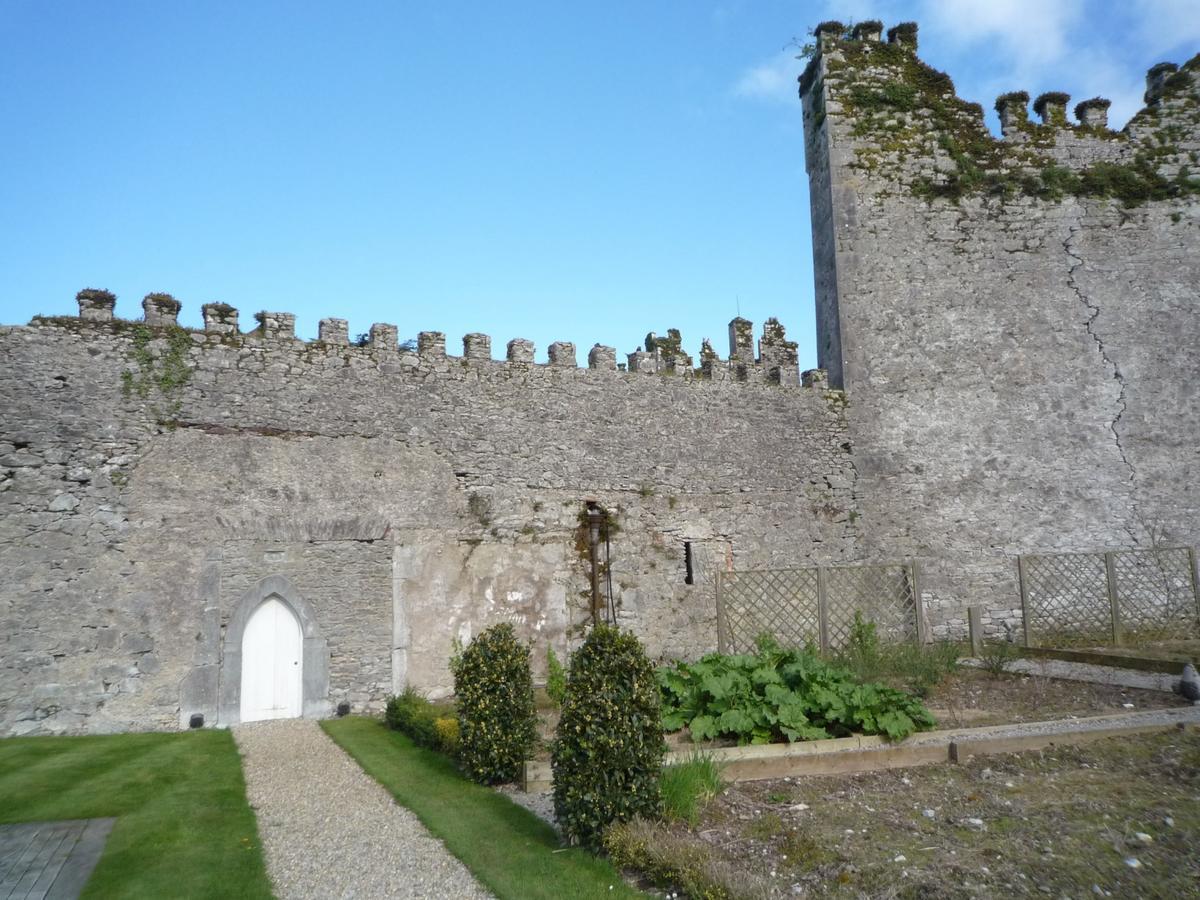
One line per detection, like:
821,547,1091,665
240,597,303,722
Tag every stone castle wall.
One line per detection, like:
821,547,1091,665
801,21,1200,638
4,20,1198,736
0,309,858,735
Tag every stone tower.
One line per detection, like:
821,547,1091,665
799,20,1200,632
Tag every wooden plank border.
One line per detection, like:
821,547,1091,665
521,709,1200,791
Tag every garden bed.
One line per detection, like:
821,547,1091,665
607,727,1200,898
921,666,1187,728
525,707,1200,790
529,660,1189,764
523,655,1191,790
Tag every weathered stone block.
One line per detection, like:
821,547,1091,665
463,333,491,360
587,344,616,370
201,303,238,335
506,338,534,364
77,289,116,322
319,318,349,344
142,293,180,327
254,311,295,339
548,342,576,367
627,350,656,373
369,323,397,350
728,317,754,361
418,331,446,359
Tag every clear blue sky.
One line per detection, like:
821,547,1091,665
2,2,1197,368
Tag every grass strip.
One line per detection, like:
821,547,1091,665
322,716,645,899
0,730,271,899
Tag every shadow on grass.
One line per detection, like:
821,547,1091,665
0,730,271,899
322,716,646,900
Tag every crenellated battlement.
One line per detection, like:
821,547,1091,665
202,302,239,335
143,293,181,327
800,20,1200,205
21,291,833,391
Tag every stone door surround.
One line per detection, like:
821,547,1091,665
219,575,330,725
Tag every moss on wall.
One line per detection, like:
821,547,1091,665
819,32,1200,207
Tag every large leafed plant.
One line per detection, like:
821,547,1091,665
657,636,936,744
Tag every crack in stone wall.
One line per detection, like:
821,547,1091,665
801,26,1200,640
1063,224,1141,546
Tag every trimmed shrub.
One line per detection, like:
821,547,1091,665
551,624,664,851
452,623,537,784
384,686,458,754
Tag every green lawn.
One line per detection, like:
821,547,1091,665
322,717,645,900
0,729,272,899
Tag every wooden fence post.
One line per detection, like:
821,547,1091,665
910,560,929,644
816,566,830,652
968,606,984,656
715,570,728,654
1189,547,1200,632
1104,551,1122,647
1017,555,1033,647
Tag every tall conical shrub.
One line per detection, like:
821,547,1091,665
551,624,665,850
451,623,536,784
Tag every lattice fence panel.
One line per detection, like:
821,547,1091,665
824,565,918,648
1112,549,1200,642
1021,548,1199,647
716,563,918,653
1021,553,1111,647
716,569,819,654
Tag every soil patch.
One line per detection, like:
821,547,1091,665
923,667,1188,728
621,728,1200,898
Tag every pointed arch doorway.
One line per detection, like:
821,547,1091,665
218,575,331,725
240,596,303,722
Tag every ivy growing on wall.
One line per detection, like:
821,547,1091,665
121,324,195,422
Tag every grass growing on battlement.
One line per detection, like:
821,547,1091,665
823,36,1200,206
0,730,271,898
323,717,644,899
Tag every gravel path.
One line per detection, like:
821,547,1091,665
494,783,556,831
234,719,492,900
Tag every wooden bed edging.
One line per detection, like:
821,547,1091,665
520,707,1200,791
1018,645,1189,675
